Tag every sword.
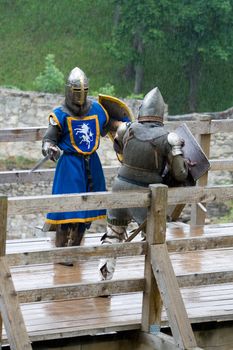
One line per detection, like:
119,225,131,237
29,154,50,173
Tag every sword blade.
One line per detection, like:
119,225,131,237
29,154,50,173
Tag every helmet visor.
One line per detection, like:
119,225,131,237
68,85,88,106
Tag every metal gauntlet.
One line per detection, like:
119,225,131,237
42,141,60,161
167,132,184,156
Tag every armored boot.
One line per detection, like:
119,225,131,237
55,225,69,247
56,223,86,266
98,225,127,281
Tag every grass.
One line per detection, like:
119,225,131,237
0,156,54,171
1,1,233,114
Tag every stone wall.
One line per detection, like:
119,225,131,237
0,87,141,164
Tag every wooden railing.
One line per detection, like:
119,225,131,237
1,116,233,224
0,116,233,349
3,182,233,348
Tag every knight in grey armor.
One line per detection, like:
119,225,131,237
99,87,189,280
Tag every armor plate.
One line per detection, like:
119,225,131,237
175,123,210,181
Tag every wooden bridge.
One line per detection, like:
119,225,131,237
0,116,233,349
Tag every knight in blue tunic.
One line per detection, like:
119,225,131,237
42,67,123,250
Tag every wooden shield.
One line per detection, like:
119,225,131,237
98,94,134,161
98,94,134,141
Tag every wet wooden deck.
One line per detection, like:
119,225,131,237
2,222,233,344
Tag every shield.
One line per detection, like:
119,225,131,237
175,123,211,181
98,94,134,139
166,123,210,221
98,94,134,161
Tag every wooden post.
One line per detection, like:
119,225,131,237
141,184,167,332
0,196,7,348
151,244,198,349
0,196,32,350
141,187,200,349
191,115,211,226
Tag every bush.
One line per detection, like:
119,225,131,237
91,83,116,96
33,54,64,93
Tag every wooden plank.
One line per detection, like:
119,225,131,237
139,331,203,350
7,249,233,291
0,294,142,343
191,117,211,226
6,241,147,266
167,233,233,252
7,185,233,216
165,120,211,135
0,119,232,143
0,284,232,344
0,196,7,346
162,282,233,325
177,270,233,288
139,331,179,350
209,158,233,171
0,159,232,186
17,278,145,303
0,257,32,350
0,166,119,185
0,127,46,142
167,204,186,221
151,244,197,349
168,185,233,205
211,119,233,134
7,190,150,215
0,169,55,184
5,231,233,266
141,185,167,332
0,197,7,257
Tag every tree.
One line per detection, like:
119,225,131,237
162,0,233,112
108,0,163,94
33,54,64,93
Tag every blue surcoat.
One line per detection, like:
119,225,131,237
45,100,109,225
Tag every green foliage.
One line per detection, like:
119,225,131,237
1,85,20,90
126,93,143,100
107,0,164,64
1,0,233,113
214,201,233,224
33,54,64,93
162,0,233,64
91,83,116,97
0,156,36,171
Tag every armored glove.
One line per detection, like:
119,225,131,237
42,141,60,162
168,132,185,156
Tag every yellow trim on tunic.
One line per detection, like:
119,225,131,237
49,113,62,129
100,104,110,127
67,115,100,155
45,215,106,224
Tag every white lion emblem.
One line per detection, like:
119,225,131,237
74,123,94,149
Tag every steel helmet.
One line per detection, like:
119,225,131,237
65,67,89,109
138,87,165,123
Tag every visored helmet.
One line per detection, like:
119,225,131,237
138,87,165,123
65,67,89,108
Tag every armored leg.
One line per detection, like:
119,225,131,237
56,223,86,266
55,223,86,247
98,225,127,280
55,225,69,247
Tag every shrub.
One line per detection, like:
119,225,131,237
33,54,64,93
92,83,116,96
